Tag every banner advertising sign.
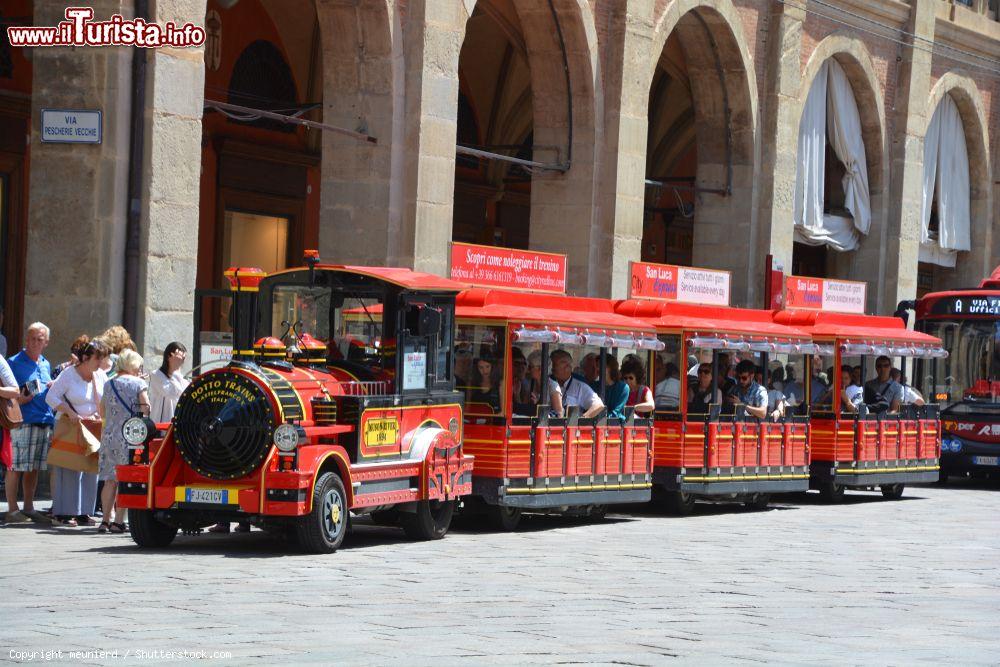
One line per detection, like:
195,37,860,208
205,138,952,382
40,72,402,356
449,242,567,294
628,261,731,306
784,275,866,313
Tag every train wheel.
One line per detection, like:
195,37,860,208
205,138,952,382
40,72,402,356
880,484,905,500
743,494,771,511
486,504,522,531
130,510,178,548
589,505,608,521
657,489,696,516
296,472,349,554
818,481,845,503
401,499,455,540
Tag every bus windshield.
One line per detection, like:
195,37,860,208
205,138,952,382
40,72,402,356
918,319,1000,402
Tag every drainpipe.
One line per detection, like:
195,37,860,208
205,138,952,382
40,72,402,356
123,0,149,334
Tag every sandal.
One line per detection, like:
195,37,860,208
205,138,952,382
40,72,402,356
98,522,110,534
109,522,126,534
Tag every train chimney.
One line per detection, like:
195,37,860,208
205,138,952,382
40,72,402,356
224,266,267,362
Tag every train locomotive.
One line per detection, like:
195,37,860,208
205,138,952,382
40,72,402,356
116,255,473,553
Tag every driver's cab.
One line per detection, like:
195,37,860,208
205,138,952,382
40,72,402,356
253,265,458,400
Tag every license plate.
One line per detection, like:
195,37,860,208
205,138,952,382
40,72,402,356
185,488,232,504
972,456,999,466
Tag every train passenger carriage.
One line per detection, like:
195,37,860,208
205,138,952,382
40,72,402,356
454,288,662,530
774,306,945,500
615,298,813,513
117,254,473,552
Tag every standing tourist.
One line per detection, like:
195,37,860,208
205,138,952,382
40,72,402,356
1,353,24,521
148,342,189,423
98,350,148,533
5,323,55,524
45,339,109,526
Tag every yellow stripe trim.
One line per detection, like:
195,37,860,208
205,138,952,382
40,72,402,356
683,474,810,482
835,465,939,474
505,482,652,495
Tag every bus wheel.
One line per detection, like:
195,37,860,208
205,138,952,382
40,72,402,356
401,500,455,540
296,472,349,554
486,504,522,531
130,510,178,548
743,494,771,511
818,481,845,503
880,484,905,500
657,489,696,516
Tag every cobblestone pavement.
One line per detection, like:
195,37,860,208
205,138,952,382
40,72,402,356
3,480,999,665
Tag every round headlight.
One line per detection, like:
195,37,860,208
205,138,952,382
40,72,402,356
273,423,299,452
122,416,150,446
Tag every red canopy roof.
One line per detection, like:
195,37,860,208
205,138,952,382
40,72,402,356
615,300,810,340
773,309,941,345
269,265,465,292
456,289,657,334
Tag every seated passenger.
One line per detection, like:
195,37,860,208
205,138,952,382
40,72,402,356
730,359,775,420
654,362,681,410
517,350,563,418
898,372,925,406
767,366,787,413
468,356,501,414
688,363,722,414
839,364,863,412
580,352,601,393
603,355,629,420
863,355,903,414
511,348,534,414
550,349,604,418
622,359,655,415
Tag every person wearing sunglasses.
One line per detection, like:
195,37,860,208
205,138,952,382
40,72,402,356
621,359,655,416
688,363,722,414
862,355,902,414
731,359,774,420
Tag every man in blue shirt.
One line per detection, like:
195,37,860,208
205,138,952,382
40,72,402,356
6,322,54,524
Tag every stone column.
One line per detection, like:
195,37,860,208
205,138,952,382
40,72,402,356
754,0,806,294
132,1,207,367
881,0,935,311
316,0,399,266
24,0,134,357
591,0,655,298
397,0,467,277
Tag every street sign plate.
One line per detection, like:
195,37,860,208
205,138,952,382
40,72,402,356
41,109,102,144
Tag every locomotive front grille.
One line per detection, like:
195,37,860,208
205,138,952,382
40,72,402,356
173,370,276,480
311,397,338,425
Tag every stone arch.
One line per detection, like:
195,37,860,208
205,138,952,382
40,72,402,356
644,0,759,303
454,0,602,291
920,72,994,289
314,0,398,265
794,34,887,287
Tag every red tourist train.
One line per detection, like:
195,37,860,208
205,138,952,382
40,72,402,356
454,288,661,529
117,249,945,553
614,299,814,513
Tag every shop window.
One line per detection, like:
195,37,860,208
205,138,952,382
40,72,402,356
222,210,290,276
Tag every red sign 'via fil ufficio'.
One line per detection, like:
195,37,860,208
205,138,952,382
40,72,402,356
449,242,567,294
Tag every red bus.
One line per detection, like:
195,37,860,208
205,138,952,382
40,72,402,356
899,267,1000,480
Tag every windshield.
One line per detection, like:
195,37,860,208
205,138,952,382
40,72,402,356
918,319,1000,402
270,285,386,368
